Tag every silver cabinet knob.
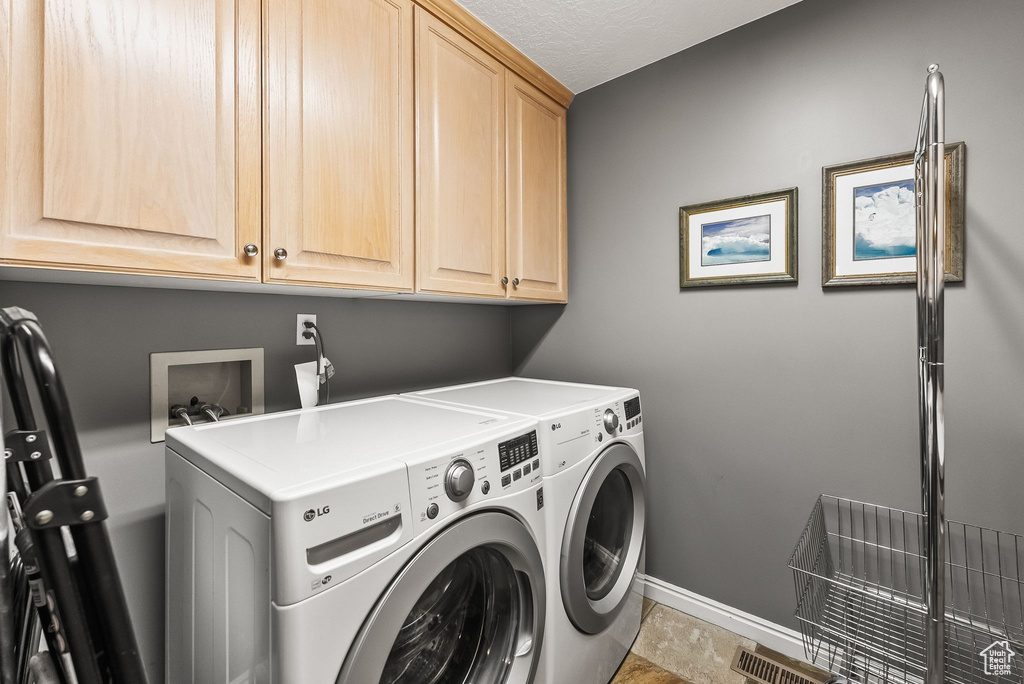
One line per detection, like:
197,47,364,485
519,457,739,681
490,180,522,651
603,409,619,435
501,277,509,287
243,243,259,257
512,278,520,287
444,459,475,503
274,248,288,261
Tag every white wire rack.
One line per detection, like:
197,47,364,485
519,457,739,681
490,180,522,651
790,495,1024,684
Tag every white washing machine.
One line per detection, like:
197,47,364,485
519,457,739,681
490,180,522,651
408,378,647,684
165,395,548,684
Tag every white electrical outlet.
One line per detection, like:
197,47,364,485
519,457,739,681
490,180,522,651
296,314,317,345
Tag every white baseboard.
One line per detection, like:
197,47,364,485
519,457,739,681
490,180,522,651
641,575,806,662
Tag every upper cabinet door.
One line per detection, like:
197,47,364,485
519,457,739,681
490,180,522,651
264,0,414,290
506,74,567,303
0,0,261,280
415,7,507,298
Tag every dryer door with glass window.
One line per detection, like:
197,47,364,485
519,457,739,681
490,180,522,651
338,511,545,684
560,442,646,634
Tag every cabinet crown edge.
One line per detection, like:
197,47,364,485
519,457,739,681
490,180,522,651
414,0,574,108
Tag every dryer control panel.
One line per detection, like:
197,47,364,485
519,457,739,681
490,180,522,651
406,428,543,536
590,402,624,444
539,390,642,475
623,396,642,431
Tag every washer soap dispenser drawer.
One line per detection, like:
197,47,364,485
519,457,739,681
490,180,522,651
306,515,402,565
271,461,412,605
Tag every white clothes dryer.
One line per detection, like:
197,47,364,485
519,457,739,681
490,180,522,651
165,395,548,684
408,378,647,684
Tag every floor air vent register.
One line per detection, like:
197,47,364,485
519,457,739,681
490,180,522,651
731,647,829,684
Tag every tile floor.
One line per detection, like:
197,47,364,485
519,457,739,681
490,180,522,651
610,599,828,684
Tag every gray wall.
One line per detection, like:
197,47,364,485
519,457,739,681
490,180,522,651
1,281,512,680
513,0,1024,627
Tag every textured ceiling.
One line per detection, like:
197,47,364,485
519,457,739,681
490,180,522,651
457,0,804,93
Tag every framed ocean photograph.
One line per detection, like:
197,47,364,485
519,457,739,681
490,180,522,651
679,188,798,288
822,142,965,287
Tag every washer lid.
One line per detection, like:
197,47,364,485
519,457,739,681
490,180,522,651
410,377,634,418
166,396,531,507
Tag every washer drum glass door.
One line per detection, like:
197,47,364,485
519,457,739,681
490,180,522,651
560,442,646,634
338,512,545,684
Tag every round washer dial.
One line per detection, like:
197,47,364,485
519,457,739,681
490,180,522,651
445,459,475,502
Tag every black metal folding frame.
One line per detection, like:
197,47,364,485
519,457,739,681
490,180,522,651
1,307,147,684
0,432,15,684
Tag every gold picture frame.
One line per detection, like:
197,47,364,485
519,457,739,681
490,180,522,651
680,188,798,288
822,142,965,287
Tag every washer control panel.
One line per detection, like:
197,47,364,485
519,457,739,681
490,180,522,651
498,430,538,472
406,429,542,535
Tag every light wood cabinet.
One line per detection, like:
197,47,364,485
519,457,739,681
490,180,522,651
414,9,568,303
506,74,568,302
263,0,414,290
0,0,262,280
414,7,507,298
0,0,570,302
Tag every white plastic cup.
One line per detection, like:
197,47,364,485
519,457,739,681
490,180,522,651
295,361,320,408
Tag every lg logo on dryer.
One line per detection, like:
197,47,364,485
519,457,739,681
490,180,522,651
303,506,330,522
551,422,561,431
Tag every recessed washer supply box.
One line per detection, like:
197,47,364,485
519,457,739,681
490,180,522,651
150,348,265,442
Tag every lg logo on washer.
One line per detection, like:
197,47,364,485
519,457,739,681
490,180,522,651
303,506,330,522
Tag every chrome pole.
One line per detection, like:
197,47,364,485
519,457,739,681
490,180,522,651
914,63,946,684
